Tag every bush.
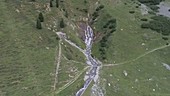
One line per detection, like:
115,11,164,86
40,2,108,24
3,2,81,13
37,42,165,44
60,18,65,28
96,5,104,11
141,23,149,28
56,0,59,8
50,0,53,7
148,11,156,15
99,5,104,9
36,19,42,29
108,25,115,29
138,0,163,5
103,25,107,28
110,29,116,33
162,37,168,40
108,19,116,23
38,12,44,22
84,0,87,4
138,0,162,11
140,18,148,21
141,16,170,36
129,11,135,14
92,12,99,17
83,9,88,13
149,5,159,12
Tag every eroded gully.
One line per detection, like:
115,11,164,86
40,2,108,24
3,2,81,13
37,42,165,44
56,25,104,96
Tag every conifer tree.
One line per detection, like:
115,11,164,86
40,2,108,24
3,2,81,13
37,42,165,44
38,12,44,22
60,18,65,28
36,19,42,29
50,0,53,7
56,0,59,8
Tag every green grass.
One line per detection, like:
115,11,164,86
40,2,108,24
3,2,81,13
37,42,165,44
100,46,170,96
1,0,170,96
57,55,85,89
56,71,86,96
0,0,59,95
91,0,170,96
61,40,86,62
92,0,169,64
0,0,87,96
0,0,89,95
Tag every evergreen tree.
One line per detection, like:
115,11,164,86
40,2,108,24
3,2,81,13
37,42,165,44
65,11,68,18
38,12,44,22
56,0,59,8
50,0,53,7
84,0,87,4
36,19,42,29
60,18,65,28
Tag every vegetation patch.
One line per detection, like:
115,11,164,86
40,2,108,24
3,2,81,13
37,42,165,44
138,0,163,11
141,15,170,40
90,3,117,60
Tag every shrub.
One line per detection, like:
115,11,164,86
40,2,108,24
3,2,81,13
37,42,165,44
99,5,104,9
141,16,170,36
108,19,116,23
84,0,87,4
50,0,53,7
140,18,148,21
110,29,116,33
108,25,115,29
162,37,168,40
83,9,88,13
56,0,59,8
129,11,135,14
36,19,42,29
38,12,44,22
149,5,159,12
60,18,65,28
103,25,107,28
141,23,150,28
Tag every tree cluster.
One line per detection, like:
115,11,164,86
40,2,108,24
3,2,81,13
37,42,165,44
99,18,117,60
138,0,163,11
90,6,116,60
138,0,163,5
91,4,105,23
141,15,170,38
36,14,66,29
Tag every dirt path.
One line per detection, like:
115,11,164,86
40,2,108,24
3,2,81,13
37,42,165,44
62,54,85,65
55,66,89,94
53,40,62,91
104,44,170,67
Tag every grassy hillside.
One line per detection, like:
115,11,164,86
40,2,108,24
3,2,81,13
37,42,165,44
0,0,86,96
0,0,170,96
101,47,170,96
